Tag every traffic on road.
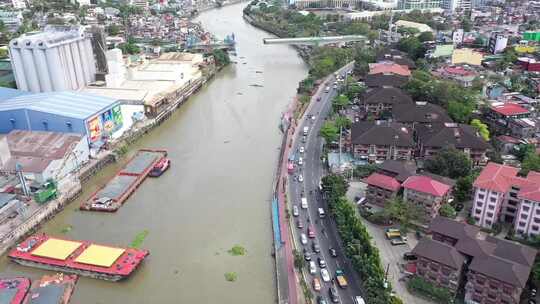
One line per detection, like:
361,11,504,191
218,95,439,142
288,64,365,304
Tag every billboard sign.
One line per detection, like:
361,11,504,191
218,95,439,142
87,116,101,142
112,105,123,130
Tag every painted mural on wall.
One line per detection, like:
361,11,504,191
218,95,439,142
87,105,124,142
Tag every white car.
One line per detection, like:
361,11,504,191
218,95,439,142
300,233,308,245
299,146,305,153
309,261,317,275
321,268,330,282
292,205,299,217
311,115,316,120
298,175,304,182
298,157,303,165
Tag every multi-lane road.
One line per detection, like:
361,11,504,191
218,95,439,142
287,63,364,304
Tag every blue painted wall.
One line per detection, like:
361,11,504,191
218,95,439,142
0,109,29,133
0,108,86,135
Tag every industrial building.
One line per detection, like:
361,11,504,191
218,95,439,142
0,89,122,145
0,130,89,183
9,25,96,93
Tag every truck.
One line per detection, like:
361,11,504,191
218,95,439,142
303,126,309,136
33,180,57,204
335,269,348,288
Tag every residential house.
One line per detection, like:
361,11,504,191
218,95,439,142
392,102,453,128
411,216,537,304
507,118,538,139
350,121,415,162
484,102,531,133
452,49,484,66
403,175,453,221
416,123,491,166
376,48,416,69
433,66,479,87
377,159,416,183
364,73,408,88
368,62,411,77
364,172,401,206
361,87,413,115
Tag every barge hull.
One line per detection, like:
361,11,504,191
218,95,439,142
11,259,124,282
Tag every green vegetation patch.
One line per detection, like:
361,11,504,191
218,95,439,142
224,272,238,282
407,276,452,302
228,245,247,256
60,225,72,234
130,230,149,249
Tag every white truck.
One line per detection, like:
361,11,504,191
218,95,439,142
303,126,309,136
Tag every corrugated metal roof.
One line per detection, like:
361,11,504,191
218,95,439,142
0,91,118,119
0,87,30,101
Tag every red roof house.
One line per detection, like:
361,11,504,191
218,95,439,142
403,175,451,197
368,62,411,77
490,103,530,117
364,173,401,191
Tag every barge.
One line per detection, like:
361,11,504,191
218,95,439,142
148,157,170,177
80,149,167,212
9,234,149,282
24,273,77,304
0,277,30,304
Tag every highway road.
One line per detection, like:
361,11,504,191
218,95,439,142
287,62,365,304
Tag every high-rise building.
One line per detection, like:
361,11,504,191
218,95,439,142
8,25,97,93
441,0,471,11
398,0,440,9
488,32,508,54
11,0,25,9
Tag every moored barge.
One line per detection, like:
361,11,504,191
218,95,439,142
0,277,30,304
9,235,149,282
80,149,167,212
24,273,77,304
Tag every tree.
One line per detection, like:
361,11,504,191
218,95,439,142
454,171,479,202
447,100,474,123
521,151,540,175
212,49,230,66
514,144,536,161
383,197,422,232
335,116,352,130
293,249,304,270
424,147,472,179
397,36,425,60
470,119,490,141
439,204,457,218
344,82,365,100
417,31,434,42
332,94,349,111
320,121,339,143
461,17,472,32
321,174,348,203
106,24,121,36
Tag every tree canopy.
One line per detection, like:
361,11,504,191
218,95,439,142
424,147,472,179
470,119,490,141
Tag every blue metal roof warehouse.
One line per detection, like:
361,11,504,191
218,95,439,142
0,88,122,143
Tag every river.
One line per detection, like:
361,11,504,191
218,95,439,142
0,3,308,303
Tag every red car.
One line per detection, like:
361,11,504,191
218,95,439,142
308,226,315,238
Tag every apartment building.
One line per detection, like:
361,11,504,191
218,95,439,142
472,162,540,236
392,102,453,128
416,123,490,166
350,121,415,162
403,175,452,221
363,172,401,206
411,217,537,304
360,87,413,115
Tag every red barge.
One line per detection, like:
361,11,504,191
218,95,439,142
0,277,30,304
9,235,149,282
24,273,77,304
80,149,168,212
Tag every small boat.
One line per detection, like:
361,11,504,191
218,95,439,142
0,277,30,304
24,273,78,304
149,158,171,177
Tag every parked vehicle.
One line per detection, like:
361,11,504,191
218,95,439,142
321,268,330,282
324,86,330,93
385,228,401,239
391,237,407,246
403,252,417,261
354,296,366,304
299,146,305,153
335,270,348,288
329,247,337,257
300,233,308,245
298,175,304,182
296,220,304,229
317,296,328,304
318,257,326,268
312,241,320,253
303,126,309,136
298,157,303,165
313,277,321,291
292,205,299,217
304,251,312,261
34,180,57,204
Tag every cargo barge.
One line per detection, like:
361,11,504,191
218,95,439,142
24,273,77,304
80,149,167,212
9,234,149,282
0,277,30,304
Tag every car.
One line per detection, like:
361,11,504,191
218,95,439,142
304,250,312,261
455,203,464,212
320,268,330,282
318,257,326,268
302,136,307,143
308,226,315,238
324,86,330,93
391,237,407,246
403,252,417,261
300,233,308,245
317,296,328,304
312,241,320,253
296,219,304,229
299,146,305,153
298,175,304,182
313,277,322,291
329,247,337,257
298,157,303,165
329,287,339,303
354,296,366,304
292,205,299,217
311,115,316,120
309,261,317,274
301,197,308,209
